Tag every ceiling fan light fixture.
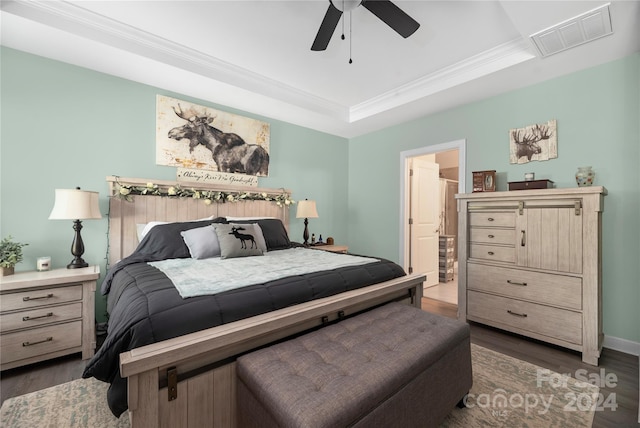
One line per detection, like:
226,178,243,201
330,0,362,13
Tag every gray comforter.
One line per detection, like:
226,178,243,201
83,235,405,417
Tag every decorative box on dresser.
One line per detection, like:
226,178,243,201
456,187,606,365
0,266,99,370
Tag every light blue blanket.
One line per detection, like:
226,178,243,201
149,247,379,298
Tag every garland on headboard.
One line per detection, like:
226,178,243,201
110,176,295,207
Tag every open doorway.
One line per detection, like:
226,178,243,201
399,140,466,307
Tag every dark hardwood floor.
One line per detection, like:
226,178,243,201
1,299,638,427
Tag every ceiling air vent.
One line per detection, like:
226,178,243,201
530,3,613,57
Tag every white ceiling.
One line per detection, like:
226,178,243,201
1,1,639,138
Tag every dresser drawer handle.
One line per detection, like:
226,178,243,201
23,293,54,302
487,217,495,222
507,280,527,286
488,234,495,238
22,337,53,347
23,312,54,321
487,251,495,256
507,310,527,318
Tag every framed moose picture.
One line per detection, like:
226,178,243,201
156,95,270,176
509,119,558,164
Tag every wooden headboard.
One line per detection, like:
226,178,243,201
106,176,291,264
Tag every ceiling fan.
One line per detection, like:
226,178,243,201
311,0,420,51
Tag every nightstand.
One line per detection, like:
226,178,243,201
312,244,348,254
0,265,99,370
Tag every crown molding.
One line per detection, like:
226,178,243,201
350,38,536,122
1,0,349,121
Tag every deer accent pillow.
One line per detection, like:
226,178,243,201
214,223,267,259
229,218,291,250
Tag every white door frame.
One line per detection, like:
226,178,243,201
399,139,467,270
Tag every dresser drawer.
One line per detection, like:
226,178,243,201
0,321,82,365
469,212,515,228
469,228,515,245
469,244,515,263
0,302,82,333
468,291,582,344
0,285,82,312
468,264,582,310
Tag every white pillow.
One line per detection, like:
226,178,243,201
136,223,148,242
137,216,216,242
180,225,221,259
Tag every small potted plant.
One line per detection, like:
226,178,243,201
0,236,28,276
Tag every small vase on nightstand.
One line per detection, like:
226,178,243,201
575,166,595,187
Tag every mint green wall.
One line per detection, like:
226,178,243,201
0,47,348,321
348,53,640,343
2,47,638,343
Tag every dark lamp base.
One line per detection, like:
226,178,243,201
67,219,88,269
67,257,88,269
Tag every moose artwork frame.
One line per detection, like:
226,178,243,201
509,119,558,164
156,95,270,176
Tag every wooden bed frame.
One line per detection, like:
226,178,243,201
106,176,425,428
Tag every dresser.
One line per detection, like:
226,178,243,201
456,187,606,365
0,266,99,370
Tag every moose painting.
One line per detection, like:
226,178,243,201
156,95,270,176
509,119,558,164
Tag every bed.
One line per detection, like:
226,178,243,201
84,176,425,428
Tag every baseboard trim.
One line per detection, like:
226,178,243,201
603,335,640,356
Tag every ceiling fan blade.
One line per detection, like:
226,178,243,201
311,3,343,51
362,0,420,38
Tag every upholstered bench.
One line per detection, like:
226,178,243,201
236,302,472,427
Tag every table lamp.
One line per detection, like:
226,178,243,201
295,199,318,246
49,187,102,268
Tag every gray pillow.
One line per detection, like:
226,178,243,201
214,223,266,259
180,225,221,259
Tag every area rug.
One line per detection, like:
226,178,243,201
442,344,599,427
0,377,128,428
0,344,598,427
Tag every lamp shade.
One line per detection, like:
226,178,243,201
296,200,319,219
49,189,102,220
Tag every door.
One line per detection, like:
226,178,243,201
409,157,440,287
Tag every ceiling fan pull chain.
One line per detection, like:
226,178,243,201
349,11,353,64
341,0,346,40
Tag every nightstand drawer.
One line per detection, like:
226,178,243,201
467,263,582,310
469,244,515,263
469,212,515,228
469,228,514,245
0,302,82,332
0,285,82,312
0,321,82,365
468,291,582,345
